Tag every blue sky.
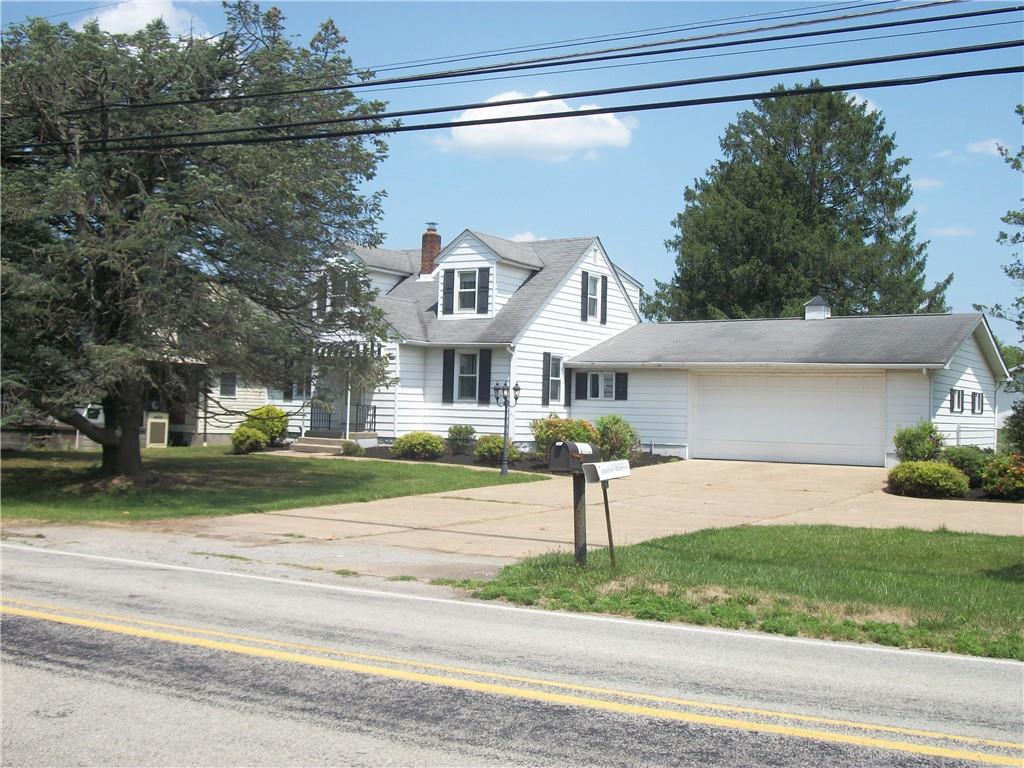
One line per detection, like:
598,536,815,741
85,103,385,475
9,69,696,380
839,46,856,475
4,0,1022,343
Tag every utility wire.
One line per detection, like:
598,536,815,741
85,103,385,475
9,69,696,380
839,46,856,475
19,39,1018,152
16,66,1020,156
56,0,986,115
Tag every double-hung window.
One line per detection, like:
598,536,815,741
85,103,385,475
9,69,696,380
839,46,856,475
457,270,478,312
587,274,600,318
219,373,237,398
589,372,615,400
457,352,478,400
549,356,562,402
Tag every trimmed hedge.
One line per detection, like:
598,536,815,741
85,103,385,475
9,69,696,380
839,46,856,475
940,445,989,489
475,434,521,465
391,431,445,460
231,425,268,454
888,460,969,499
893,422,944,462
531,416,598,458
981,454,1024,500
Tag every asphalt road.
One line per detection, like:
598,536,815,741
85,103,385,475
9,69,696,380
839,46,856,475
2,541,1022,767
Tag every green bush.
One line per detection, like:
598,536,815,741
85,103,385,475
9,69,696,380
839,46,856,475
474,434,521,465
595,414,640,461
940,445,990,489
391,431,445,460
981,454,1024,500
243,405,289,446
893,422,944,462
888,461,968,499
231,425,269,454
339,440,365,457
447,424,476,455
531,416,599,458
1003,400,1024,453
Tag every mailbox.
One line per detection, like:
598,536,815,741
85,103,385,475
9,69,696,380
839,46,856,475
548,441,600,473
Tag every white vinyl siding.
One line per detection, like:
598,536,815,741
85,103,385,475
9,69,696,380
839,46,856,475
202,380,269,435
494,262,532,314
884,370,931,467
435,235,496,320
366,341,400,438
930,331,998,450
367,271,404,295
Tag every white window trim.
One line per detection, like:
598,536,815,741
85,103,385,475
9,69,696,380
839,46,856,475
588,371,615,400
456,350,479,401
587,274,600,319
549,356,562,402
456,269,479,314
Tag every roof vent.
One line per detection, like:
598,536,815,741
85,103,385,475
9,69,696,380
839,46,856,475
803,295,831,320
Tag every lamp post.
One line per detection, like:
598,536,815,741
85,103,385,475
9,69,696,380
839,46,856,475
493,380,521,476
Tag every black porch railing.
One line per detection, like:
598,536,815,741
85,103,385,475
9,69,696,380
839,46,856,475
309,403,376,433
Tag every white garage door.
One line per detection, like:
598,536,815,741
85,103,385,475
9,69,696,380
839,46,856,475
690,373,885,466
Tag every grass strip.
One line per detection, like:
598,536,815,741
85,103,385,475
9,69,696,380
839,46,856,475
469,525,1024,660
1,446,539,522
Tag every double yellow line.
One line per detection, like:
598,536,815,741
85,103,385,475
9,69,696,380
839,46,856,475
2,597,1021,766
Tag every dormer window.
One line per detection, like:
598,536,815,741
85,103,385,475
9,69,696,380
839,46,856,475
587,274,600,318
458,270,478,312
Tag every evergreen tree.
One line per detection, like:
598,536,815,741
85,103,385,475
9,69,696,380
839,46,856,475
644,84,951,321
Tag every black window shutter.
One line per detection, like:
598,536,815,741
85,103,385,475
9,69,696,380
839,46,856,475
477,267,490,314
541,352,551,407
580,270,589,322
614,372,628,401
477,349,492,404
564,366,572,407
600,275,608,325
575,371,588,401
442,270,455,315
949,388,955,413
442,349,455,403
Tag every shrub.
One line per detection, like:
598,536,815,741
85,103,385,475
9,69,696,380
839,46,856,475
391,431,445,460
339,440,365,457
893,422,944,462
981,454,1024,500
940,445,990,489
243,405,288,446
888,460,968,499
595,414,640,461
231,425,268,454
531,416,599,458
474,434,521,465
1003,400,1024,453
447,424,476,455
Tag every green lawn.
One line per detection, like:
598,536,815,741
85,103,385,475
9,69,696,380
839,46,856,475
0,446,539,522
471,526,1024,659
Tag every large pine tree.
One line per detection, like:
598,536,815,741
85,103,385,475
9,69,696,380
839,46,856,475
644,84,951,321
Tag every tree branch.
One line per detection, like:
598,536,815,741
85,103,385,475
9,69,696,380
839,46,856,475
29,394,116,445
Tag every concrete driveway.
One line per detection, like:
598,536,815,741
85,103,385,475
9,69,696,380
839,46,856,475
158,459,1023,571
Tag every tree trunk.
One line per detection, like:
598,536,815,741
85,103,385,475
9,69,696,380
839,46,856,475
100,397,144,479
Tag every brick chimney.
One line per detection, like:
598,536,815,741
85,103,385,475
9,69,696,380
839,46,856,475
420,222,441,275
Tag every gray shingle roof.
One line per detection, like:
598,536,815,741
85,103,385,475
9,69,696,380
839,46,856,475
376,234,596,344
347,244,420,274
567,313,985,367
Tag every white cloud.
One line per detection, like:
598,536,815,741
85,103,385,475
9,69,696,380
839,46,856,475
80,0,207,36
509,232,541,242
929,226,975,237
849,93,879,114
436,90,635,161
912,177,943,192
932,149,956,159
966,138,1003,157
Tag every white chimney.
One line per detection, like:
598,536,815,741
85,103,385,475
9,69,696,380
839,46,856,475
803,296,831,320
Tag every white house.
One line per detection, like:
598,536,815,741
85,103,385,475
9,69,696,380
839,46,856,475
203,227,1008,467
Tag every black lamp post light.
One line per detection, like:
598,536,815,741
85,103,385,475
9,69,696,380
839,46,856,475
492,380,521,475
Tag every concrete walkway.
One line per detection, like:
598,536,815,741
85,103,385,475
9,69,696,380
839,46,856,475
160,460,1023,564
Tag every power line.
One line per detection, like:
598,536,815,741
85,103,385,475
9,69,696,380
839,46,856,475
56,0,989,116
18,39,1018,152
21,66,1021,156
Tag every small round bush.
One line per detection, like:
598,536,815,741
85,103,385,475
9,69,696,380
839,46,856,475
888,460,968,499
893,422,944,462
243,404,288,446
595,414,640,461
447,424,476,455
474,434,521,465
940,445,990,489
339,440,365,457
531,416,599,458
231,425,268,454
981,454,1024,500
391,431,445,460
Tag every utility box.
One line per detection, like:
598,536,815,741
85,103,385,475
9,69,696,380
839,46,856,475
548,441,599,474
145,411,170,448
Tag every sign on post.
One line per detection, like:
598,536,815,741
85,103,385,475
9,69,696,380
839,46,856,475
581,460,631,484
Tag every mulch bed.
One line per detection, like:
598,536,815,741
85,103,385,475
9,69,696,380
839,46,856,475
361,445,679,474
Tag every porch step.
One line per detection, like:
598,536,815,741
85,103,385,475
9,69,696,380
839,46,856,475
290,436,345,454
295,436,347,447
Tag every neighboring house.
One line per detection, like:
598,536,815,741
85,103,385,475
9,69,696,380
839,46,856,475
995,364,1022,428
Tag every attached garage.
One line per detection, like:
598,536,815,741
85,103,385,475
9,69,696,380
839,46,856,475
689,372,885,466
